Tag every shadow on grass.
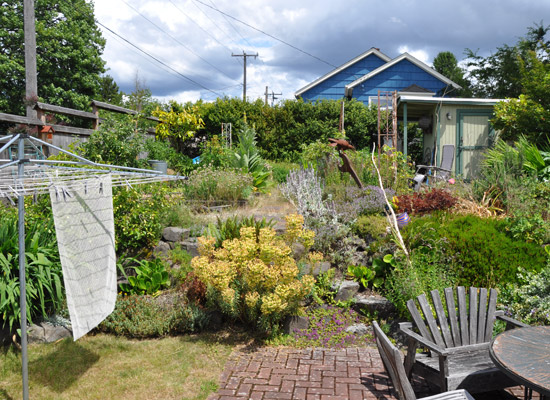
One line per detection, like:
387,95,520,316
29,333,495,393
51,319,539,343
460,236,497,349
0,389,14,400
29,339,99,393
181,325,265,354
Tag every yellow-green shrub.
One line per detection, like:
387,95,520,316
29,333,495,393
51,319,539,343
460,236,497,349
191,214,316,332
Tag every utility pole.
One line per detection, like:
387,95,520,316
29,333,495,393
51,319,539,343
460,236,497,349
24,0,38,119
265,89,282,107
270,90,282,107
232,51,258,101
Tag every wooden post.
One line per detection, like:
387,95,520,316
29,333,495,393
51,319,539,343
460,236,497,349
24,0,38,119
92,103,99,130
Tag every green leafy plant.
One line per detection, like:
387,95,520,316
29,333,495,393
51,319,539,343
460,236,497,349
312,268,337,305
79,116,146,168
230,125,271,192
0,212,64,333
119,258,170,296
203,215,275,248
144,138,194,175
346,265,375,289
113,185,170,257
153,102,205,152
184,164,253,206
499,246,550,325
98,294,210,338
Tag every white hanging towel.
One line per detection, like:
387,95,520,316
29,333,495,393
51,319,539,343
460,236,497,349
49,175,117,340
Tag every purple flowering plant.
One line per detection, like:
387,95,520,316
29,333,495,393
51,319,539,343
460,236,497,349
291,305,374,348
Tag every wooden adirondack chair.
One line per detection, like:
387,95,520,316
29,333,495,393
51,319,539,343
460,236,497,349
372,321,475,400
398,287,528,394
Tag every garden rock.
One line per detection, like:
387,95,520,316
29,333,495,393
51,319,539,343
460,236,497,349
311,261,331,278
333,280,360,302
291,242,306,260
273,220,287,235
352,292,396,319
345,323,369,336
153,241,171,257
283,315,309,335
162,227,189,242
28,322,72,343
180,239,199,258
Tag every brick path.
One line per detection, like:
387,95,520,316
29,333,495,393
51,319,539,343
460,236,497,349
208,346,535,400
207,347,431,400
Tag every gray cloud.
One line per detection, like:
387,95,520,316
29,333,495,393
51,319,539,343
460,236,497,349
93,0,549,103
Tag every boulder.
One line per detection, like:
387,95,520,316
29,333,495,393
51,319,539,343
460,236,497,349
333,280,360,302
345,323,369,336
291,242,306,260
352,292,396,319
283,315,309,335
311,261,331,278
180,239,199,258
162,227,188,242
28,322,72,343
153,241,171,257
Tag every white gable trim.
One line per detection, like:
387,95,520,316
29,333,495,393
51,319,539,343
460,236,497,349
344,52,462,97
294,47,391,98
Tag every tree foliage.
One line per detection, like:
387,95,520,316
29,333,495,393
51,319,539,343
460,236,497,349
432,51,471,97
191,97,379,161
0,0,106,116
464,23,549,98
491,33,550,146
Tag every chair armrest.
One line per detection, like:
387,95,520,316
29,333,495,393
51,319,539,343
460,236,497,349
398,322,448,355
495,311,529,329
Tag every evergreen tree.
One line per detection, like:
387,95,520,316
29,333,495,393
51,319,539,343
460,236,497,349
433,51,471,97
0,0,106,116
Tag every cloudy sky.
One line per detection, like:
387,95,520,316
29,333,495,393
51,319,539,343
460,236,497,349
91,0,549,104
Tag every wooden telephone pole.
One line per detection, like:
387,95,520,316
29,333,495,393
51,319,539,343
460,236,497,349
232,51,258,101
24,0,38,119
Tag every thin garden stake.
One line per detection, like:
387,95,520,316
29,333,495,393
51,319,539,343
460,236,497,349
370,144,411,266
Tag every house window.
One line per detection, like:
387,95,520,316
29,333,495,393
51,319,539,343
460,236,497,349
369,96,393,110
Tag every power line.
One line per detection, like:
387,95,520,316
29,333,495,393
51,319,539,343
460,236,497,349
192,0,336,68
119,0,236,82
167,0,236,56
97,21,222,97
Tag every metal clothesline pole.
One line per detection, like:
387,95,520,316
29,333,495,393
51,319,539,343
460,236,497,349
17,135,29,400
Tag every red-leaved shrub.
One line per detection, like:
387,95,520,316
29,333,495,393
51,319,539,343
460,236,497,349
397,188,457,215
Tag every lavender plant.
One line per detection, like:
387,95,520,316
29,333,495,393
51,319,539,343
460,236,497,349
279,168,335,222
334,185,396,223
291,306,374,348
280,168,354,263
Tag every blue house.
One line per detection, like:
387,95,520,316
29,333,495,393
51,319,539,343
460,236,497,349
295,48,460,104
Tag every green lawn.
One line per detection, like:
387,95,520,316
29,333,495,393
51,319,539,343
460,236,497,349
0,331,249,400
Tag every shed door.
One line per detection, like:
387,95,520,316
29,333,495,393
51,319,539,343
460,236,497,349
457,111,494,179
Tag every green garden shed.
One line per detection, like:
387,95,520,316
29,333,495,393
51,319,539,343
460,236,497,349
397,95,504,179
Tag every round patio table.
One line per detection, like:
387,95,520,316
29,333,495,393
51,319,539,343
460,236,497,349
490,326,550,399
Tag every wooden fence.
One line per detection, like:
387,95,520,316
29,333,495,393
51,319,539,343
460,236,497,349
0,100,158,158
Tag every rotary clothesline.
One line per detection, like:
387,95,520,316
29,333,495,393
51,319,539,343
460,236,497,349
0,163,184,199
0,134,186,199
1,133,187,400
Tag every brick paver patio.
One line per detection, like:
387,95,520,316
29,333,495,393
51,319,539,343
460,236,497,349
208,346,535,400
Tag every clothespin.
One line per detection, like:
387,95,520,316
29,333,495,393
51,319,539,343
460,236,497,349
62,187,73,201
